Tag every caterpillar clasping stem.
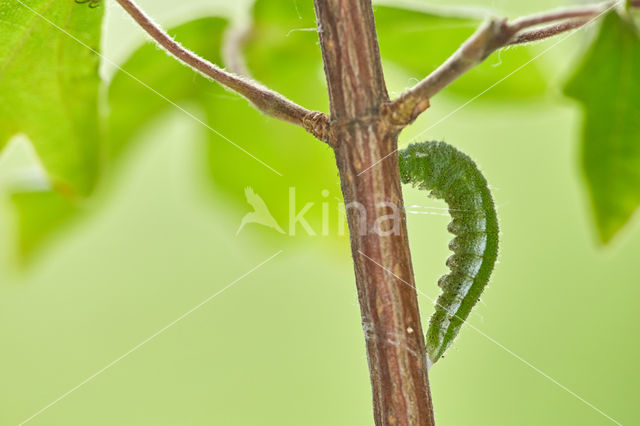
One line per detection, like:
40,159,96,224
399,141,499,365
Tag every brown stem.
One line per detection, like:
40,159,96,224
314,1,435,424
388,0,630,126
115,0,329,140
509,18,590,45
385,18,512,126
508,2,614,31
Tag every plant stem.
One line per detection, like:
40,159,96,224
114,0,640,423
114,0,329,140
388,0,632,126
313,1,435,424
509,18,590,45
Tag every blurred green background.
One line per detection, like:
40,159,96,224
1,0,639,425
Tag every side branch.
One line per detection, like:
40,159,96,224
115,0,329,141
386,0,635,126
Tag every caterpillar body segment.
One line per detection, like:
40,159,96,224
398,141,499,365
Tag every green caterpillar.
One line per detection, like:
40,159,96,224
399,141,499,365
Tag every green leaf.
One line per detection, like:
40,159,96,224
565,12,640,244
0,0,104,260
206,0,336,236
243,0,327,109
11,189,79,258
107,17,229,162
374,4,548,99
0,0,103,195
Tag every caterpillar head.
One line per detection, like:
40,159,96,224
398,141,453,191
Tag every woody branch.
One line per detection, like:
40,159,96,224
115,0,329,141
386,0,638,127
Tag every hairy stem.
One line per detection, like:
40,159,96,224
508,2,614,30
388,0,635,126
314,1,435,424
509,18,590,45
115,0,329,140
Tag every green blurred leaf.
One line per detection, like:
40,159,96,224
565,12,640,244
374,4,547,99
206,0,336,237
107,17,228,162
0,0,103,260
109,6,338,240
11,190,79,257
